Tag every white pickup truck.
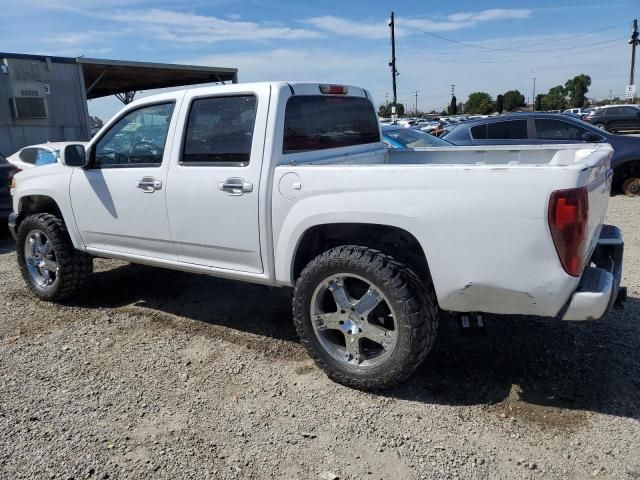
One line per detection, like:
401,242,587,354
9,82,624,390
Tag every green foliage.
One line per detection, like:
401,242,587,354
448,95,457,115
495,94,504,113
565,74,591,108
502,90,526,111
535,94,545,111
89,115,104,129
465,92,495,115
542,85,568,110
378,103,405,117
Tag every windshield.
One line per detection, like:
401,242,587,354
384,128,451,148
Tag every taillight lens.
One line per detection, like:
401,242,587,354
548,187,589,277
319,84,348,95
9,168,21,189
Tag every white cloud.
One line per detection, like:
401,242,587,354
447,9,531,23
307,9,532,39
109,8,321,43
305,16,388,39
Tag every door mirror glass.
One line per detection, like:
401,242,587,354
62,144,87,167
581,132,602,142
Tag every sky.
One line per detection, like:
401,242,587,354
1,0,637,119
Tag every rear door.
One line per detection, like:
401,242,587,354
470,119,531,145
165,85,270,273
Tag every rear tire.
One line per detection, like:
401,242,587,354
622,177,640,197
293,245,439,390
17,213,93,301
594,123,607,131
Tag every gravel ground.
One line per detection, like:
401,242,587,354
1,196,639,480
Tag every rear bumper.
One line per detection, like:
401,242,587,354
562,225,624,321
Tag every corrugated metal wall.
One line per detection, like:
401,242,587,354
0,56,90,157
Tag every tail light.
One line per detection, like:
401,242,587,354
319,84,348,95
548,187,589,277
9,168,21,189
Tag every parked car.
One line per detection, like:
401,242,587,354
382,125,453,148
7,142,88,170
582,104,640,132
0,154,19,222
8,82,624,390
441,113,640,196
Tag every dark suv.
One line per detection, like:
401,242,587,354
441,113,640,196
583,105,640,132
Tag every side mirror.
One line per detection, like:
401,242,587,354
60,144,88,167
581,132,602,143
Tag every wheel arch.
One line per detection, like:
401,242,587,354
290,222,434,289
15,194,84,250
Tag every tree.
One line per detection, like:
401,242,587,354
565,74,591,108
543,85,568,110
378,104,391,117
495,94,504,113
394,103,405,116
535,94,545,112
448,95,457,115
502,90,526,111
464,92,494,115
89,115,104,129
457,102,464,114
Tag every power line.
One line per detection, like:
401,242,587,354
397,18,626,54
401,40,624,64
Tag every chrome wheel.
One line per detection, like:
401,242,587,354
24,230,58,289
310,274,397,368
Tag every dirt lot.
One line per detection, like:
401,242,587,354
1,196,639,480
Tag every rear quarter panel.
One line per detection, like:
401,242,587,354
272,159,607,318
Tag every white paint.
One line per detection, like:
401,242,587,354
12,82,617,320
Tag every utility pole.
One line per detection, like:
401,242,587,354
450,84,456,96
630,19,639,86
389,12,398,111
532,77,536,111
414,90,420,115
609,89,613,103
385,93,389,106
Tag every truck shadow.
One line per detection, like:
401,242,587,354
73,262,640,422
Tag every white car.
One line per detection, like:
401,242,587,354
8,82,624,390
7,142,88,170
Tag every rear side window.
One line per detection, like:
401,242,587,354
19,148,38,164
182,95,257,166
283,96,380,153
487,120,528,139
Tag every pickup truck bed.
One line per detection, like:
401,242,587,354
273,143,616,319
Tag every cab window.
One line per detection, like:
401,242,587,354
93,103,174,168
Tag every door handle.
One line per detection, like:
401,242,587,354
218,177,253,196
137,177,162,192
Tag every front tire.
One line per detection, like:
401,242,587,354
17,213,93,301
594,122,608,131
293,246,438,390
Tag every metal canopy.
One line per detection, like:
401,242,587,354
78,57,238,100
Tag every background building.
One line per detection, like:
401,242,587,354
0,53,237,156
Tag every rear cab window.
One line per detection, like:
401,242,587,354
283,96,380,153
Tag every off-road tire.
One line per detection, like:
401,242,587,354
622,177,640,197
17,213,93,301
293,245,439,390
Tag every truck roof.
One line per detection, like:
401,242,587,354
128,81,371,107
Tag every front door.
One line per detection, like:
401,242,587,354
70,101,178,259
165,85,270,273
